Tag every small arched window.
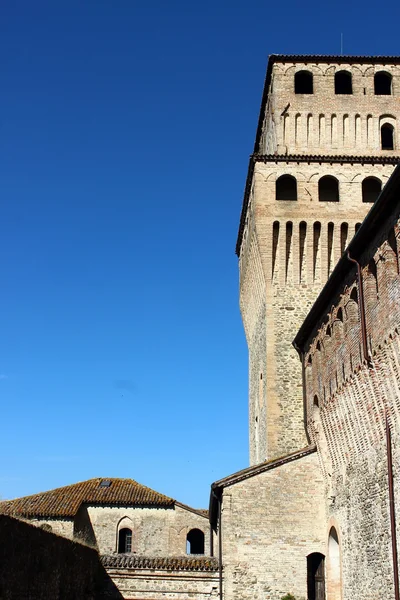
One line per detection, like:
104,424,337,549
335,71,352,94
295,71,313,94
375,71,392,95
118,528,132,553
362,177,382,203
381,124,394,150
276,175,297,201
40,524,53,532
186,529,205,555
319,176,339,202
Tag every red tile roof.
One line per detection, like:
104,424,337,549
0,478,175,518
102,555,219,571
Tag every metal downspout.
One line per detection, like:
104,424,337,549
386,411,400,600
346,252,370,364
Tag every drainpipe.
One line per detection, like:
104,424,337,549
386,410,400,600
346,252,371,365
293,342,311,445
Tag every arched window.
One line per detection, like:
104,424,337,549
186,528,205,555
381,124,394,150
335,71,352,94
276,175,297,201
327,527,342,600
295,71,313,94
118,528,132,553
362,177,382,203
375,71,392,95
319,176,339,202
40,524,53,532
307,552,325,600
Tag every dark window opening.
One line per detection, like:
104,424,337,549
381,124,394,150
335,71,352,94
307,553,326,600
295,71,313,94
40,524,52,532
375,71,392,95
186,529,205,555
276,175,297,201
118,528,132,553
362,177,381,203
319,176,339,202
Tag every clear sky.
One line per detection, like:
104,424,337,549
1,0,400,508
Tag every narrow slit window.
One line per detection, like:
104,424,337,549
118,528,132,553
381,124,394,150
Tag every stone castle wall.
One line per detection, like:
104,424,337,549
239,158,394,462
0,514,121,599
220,450,326,600
260,61,400,157
301,183,400,599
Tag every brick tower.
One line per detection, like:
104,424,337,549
237,55,400,464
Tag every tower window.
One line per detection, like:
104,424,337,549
276,175,297,201
186,529,205,555
118,528,132,553
381,124,394,150
362,177,382,203
374,71,392,95
295,71,313,94
318,176,339,202
335,71,352,94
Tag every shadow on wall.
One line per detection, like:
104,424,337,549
0,515,123,600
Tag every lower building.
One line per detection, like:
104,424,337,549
0,477,219,600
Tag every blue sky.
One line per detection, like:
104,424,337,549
1,0,400,507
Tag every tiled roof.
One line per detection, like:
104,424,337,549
101,555,219,572
269,54,400,64
0,478,175,518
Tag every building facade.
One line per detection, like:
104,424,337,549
0,477,219,600
210,54,400,600
294,164,400,600
236,55,400,464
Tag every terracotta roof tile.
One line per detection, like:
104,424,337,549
0,478,175,518
101,555,219,571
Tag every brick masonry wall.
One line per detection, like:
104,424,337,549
239,58,400,464
220,451,326,600
301,194,400,598
104,563,219,600
0,514,122,599
239,160,393,462
260,62,400,157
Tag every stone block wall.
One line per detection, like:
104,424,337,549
219,450,326,600
86,504,212,556
102,555,219,600
239,159,392,462
299,176,400,599
0,514,121,599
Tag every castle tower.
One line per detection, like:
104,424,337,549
237,55,400,465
